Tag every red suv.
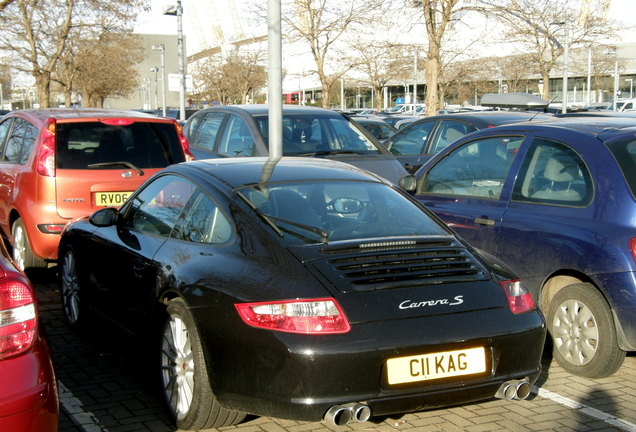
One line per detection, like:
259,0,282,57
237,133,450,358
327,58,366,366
0,240,58,430
0,109,194,270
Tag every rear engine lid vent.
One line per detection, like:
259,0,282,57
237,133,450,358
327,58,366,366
312,237,490,293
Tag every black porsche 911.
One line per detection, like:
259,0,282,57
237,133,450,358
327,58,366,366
58,157,546,430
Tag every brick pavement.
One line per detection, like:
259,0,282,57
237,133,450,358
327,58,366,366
33,270,636,432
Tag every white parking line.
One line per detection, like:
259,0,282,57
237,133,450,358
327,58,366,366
537,387,636,432
58,380,109,432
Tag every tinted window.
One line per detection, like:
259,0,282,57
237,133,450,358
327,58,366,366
0,118,12,158
419,136,522,199
192,112,224,151
361,122,395,140
3,119,37,164
386,120,435,156
56,121,185,169
218,115,255,157
429,120,478,154
123,175,195,236
254,114,380,155
174,192,232,244
239,180,446,244
607,138,636,197
512,138,592,206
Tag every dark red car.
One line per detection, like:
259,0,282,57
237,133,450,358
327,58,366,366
0,240,58,430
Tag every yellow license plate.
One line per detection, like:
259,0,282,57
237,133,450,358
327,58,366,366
386,347,486,385
95,191,133,207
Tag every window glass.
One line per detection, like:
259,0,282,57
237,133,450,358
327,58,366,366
192,112,224,151
218,115,254,157
4,119,37,164
606,138,636,197
328,117,379,152
0,118,12,158
513,138,593,206
419,136,523,199
123,175,195,236
238,180,446,244
386,120,435,156
56,121,185,169
429,120,478,154
175,192,232,244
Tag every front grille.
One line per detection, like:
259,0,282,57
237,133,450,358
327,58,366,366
313,237,490,293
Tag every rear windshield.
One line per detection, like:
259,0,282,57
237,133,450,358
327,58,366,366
237,180,447,245
55,121,185,170
606,138,636,196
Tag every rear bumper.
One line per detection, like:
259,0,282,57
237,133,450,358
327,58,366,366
200,307,546,421
0,336,59,432
17,201,66,260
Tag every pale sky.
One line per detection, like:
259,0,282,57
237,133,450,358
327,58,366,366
135,0,636,55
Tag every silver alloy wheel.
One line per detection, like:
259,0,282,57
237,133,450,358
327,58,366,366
61,250,81,325
551,298,599,366
12,222,26,271
161,314,195,420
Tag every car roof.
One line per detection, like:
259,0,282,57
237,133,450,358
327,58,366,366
197,104,342,117
11,108,162,120
473,116,636,142
417,110,555,126
172,157,385,190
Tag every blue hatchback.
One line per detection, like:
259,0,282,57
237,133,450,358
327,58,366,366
412,117,636,378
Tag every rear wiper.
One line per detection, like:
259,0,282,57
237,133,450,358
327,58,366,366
267,215,329,243
88,161,144,176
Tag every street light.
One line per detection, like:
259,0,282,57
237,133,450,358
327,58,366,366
152,44,167,116
552,20,569,114
608,48,619,111
150,67,159,110
164,1,186,122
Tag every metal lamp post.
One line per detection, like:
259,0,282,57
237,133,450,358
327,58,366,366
151,44,167,116
150,67,159,110
164,1,187,122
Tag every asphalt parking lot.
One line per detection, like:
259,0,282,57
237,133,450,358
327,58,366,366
32,268,636,432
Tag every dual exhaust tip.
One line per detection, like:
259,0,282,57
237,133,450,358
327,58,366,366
324,379,530,426
324,402,371,426
495,379,532,400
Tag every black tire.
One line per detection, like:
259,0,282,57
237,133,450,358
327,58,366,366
59,246,85,330
11,218,47,271
160,298,245,430
547,283,625,378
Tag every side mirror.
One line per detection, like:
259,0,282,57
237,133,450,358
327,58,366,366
399,174,417,192
89,207,119,227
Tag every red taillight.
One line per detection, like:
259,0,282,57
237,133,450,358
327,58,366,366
500,279,535,314
175,122,194,161
37,118,56,177
0,277,37,358
235,298,351,334
629,237,636,262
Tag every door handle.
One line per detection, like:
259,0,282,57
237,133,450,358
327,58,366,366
474,217,495,226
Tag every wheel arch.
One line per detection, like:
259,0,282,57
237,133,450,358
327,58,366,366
540,270,633,352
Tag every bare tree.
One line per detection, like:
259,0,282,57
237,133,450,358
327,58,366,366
0,0,147,107
71,33,144,107
351,41,412,110
475,0,613,100
281,0,381,108
193,49,266,105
